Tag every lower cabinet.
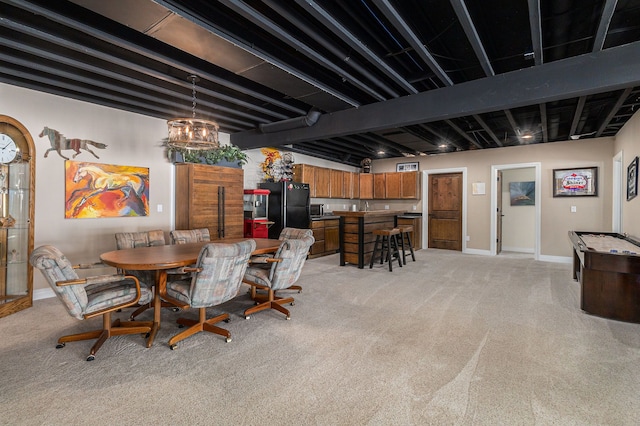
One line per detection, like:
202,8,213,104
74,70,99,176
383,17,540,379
397,216,422,250
310,218,340,258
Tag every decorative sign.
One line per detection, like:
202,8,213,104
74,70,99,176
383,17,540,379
553,167,597,197
396,162,419,172
628,156,638,201
65,161,149,218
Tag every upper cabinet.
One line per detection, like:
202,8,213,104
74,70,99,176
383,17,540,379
330,169,344,198
359,173,374,199
0,115,35,319
293,164,419,200
292,164,316,197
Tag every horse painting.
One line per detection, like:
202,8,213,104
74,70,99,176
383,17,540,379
39,127,107,160
65,162,149,218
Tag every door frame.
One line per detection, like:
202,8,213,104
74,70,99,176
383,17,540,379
421,167,468,252
612,150,623,233
490,162,541,259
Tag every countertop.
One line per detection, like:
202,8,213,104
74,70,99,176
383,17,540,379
331,210,405,217
310,214,340,220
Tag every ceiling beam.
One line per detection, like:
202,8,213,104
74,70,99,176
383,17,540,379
596,87,633,136
233,41,640,148
593,0,618,52
450,0,494,76
527,0,543,65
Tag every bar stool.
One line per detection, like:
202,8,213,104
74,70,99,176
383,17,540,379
369,228,403,271
396,225,416,265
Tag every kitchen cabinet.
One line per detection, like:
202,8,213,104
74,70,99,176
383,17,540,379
385,172,401,198
292,164,316,197
174,163,244,240
309,218,340,258
0,115,35,319
330,169,345,198
344,171,359,199
314,167,331,198
400,171,420,199
359,173,373,199
397,215,422,250
374,173,386,199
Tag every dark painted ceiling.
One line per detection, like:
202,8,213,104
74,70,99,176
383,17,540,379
2,0,640,167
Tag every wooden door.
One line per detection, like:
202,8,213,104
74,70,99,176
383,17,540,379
496,170,503,254
428,173,462,250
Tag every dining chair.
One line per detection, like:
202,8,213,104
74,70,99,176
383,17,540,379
243,235,314,320
29,245,153,361
114,230,175,320
160,239,256,350
169,228,211,244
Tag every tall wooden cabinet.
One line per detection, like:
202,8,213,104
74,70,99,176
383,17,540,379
0,115,35,318
174,163,244,240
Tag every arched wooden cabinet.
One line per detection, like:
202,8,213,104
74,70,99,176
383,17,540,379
0,115,35,318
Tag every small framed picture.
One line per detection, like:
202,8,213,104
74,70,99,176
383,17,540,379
396,162,419,172
553,167,598,197
628,156,638,201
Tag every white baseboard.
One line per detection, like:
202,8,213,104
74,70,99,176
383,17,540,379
34,288,55,300
464,248,492,256
538,255,572,264
502,246,534,253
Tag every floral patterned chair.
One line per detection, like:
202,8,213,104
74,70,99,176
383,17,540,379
160,240,256,350
29,245,153,361
243,235,314,320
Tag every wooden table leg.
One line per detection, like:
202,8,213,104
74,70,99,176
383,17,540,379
146,269,166,348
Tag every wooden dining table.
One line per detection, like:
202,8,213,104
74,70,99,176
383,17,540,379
100,237,282,347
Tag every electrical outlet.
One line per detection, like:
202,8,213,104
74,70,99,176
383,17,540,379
157,204,163,213
412,205,417,211
571,206,577,213
466,236,470,241
384,205,389,209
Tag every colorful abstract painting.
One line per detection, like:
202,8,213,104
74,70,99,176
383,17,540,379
65,161,149,218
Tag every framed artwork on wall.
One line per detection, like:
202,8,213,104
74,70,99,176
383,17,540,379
628,156,638,201
509,181,535,205
65,161,149,218
396,162,419,172
553,167,598,197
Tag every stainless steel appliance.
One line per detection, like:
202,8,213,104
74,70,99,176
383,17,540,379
258,181,311,239
310,203,324,217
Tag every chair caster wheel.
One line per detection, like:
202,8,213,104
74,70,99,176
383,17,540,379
286,316,291,320
145,333,150,338
245,315,250,320
225,337,232,343
172,307,180,312
224,318,230,323
178,324,184,328
86,355,95,361
170,344,177,350
290,302,295,306
56,343,65,349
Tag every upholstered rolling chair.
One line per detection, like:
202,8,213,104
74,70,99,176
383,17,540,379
243,235,314,320
114,230,174,320
29,245,153,361
160,239,255,350
170,228,211,245
276,227,313,293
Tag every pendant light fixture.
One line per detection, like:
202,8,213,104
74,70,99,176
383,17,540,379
167,75,219,151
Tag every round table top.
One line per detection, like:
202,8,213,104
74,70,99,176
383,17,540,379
100,238,282,270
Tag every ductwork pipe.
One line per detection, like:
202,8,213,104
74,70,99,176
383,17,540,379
259,109,321,133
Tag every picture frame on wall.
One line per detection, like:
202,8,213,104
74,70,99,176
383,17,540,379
552,167,598,197
396,162,419,172
628,156,638,201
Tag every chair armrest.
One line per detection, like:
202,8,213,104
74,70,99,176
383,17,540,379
166,266,202,275
56,274,127,287
249,257,282,264
72,261,107,270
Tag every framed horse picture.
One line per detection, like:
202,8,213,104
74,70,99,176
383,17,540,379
64,161,149,218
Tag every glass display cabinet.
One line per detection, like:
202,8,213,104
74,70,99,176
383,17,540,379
0,115,35,318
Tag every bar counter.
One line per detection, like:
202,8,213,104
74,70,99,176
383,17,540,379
332,210,404,268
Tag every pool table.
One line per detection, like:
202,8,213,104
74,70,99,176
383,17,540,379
569,231,640,323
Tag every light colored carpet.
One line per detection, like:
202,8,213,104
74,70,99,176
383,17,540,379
1,249,639,425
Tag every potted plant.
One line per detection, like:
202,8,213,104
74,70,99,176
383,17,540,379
165,143,248,167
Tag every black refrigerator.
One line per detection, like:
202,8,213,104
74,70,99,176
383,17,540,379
259,181,311,239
